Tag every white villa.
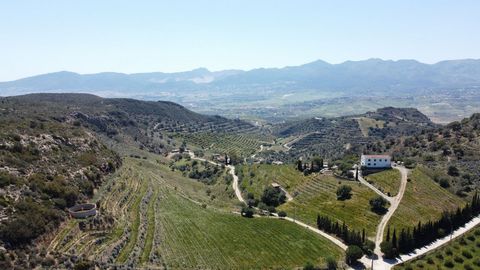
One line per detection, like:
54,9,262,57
360,154,391,168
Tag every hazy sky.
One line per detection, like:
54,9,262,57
1,0,479,81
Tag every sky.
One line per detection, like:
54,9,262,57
0,0,479,81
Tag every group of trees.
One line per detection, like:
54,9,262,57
261,187,286,207
316,214,373,265
187,164,221,184
381,192,480,258
172,157,222,185
296,157,324,175
242,188,288,218
316,215,365,247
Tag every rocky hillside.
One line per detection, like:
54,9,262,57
0,94,257,155
366,113,480,197
0,93,261,268
0,106,121,249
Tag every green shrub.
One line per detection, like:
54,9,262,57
326,256,337,270
0,172,18,188
369,196,388,214
241,206,254,218
462,250,473,259
78,152,98,167
444,259,454,268
74,260,94,270
362,240,375,256
345,245,363,265
454,256,464,263
303,262,315,270
0,200,63,247
439,178,450,188
448,165,460,176
336,185,352,201
261,187,286,207
380,241,398,259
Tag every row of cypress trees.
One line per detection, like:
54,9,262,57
316,214,365,246
383,192,480,256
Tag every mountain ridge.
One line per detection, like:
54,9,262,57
2,58,480,96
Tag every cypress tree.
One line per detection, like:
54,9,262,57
296,160,303,171
398,229,406,253
386,226,390,242
392,229,397,248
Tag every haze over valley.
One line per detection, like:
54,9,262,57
2,58,480,123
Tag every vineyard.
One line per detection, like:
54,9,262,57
363,169,402,196
236,164,384,238
386,167,466,236
277,175,383,238
155,190,343,269
47,156,344,269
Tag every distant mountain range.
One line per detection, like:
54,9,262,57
2,59,480,97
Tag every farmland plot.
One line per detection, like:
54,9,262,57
49,156,344,269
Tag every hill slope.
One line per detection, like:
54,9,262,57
0,102,121,249
0,93,257,155
262,107,437,162
368,112,480,195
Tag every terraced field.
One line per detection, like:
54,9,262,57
175,132,265,157
386,166,466,235
364,169,401,196
48,156,344,269
154,116,257,134
277,175,384,238
395,225,480,270
289,120,370,158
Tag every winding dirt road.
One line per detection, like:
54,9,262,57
357,170,393,203
183,150,348,252
373,166,409,257
181,150,477,269
227,164,245,204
